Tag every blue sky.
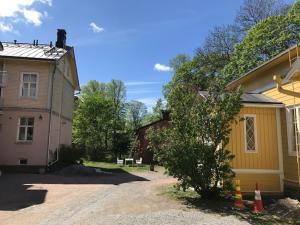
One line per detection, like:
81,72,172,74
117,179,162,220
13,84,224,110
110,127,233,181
0,0,249,110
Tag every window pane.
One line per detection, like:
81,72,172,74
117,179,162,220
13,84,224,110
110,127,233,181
20,118,27,125
30,74,37,82
30,83,36,97
22,83,29,97
27,118,34,126
246,117,256,151
18,127,26,140
27,127,33,141
23,74,30,82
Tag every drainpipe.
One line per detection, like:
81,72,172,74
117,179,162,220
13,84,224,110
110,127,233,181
273,75,300,98
48,58,65,167
46,62,57,167
274,74,300,186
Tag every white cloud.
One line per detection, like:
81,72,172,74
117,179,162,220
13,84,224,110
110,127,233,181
0,0,52,32
90,22,104,33
23,9,43,26
0,22,13,32
154,63,173,72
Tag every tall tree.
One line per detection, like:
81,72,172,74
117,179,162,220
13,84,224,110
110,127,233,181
73,92,114,160
169,54,190,72
235,0,291,33
223,1,300,82
106,80,127,157
80,80,106,97
147,66,242,198
126,100,147,131
143,98,166,125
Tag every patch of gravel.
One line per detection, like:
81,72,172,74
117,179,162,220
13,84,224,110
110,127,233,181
84,209,250,225
0,171,250,225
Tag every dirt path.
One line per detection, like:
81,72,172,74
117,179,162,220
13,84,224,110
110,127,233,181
0,171,249,225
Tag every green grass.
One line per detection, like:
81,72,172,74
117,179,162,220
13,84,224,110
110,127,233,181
83,160,164,173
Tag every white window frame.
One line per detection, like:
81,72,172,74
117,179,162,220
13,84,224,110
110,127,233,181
286,106,300,156
17,117,34,142
19,72,39,99
244,114,258,153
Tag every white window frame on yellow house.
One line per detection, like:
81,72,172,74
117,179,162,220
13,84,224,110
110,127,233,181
244,114,258,153
286,106,300,156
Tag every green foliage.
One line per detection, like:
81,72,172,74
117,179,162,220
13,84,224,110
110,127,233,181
143,98,166,125
59,145,84,166
223,1,300,82
126,100,147,131
73,92,115,160
147,69,242,198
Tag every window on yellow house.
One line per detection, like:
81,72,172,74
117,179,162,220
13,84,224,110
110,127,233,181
244,115,257,152
286,107,300,156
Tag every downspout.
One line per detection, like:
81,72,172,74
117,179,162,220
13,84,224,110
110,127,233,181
273,75,300,185
46,61,57,167
48,58,65,166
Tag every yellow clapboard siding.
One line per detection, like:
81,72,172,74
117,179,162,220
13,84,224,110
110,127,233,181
264,81,300,106
234,174,281,192
228,107,279,170
279,109,299,182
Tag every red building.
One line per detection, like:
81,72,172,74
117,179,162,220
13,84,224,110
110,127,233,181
136,111,170,163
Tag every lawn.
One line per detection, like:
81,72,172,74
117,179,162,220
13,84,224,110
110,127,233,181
161,184,300,225
83,160,164,173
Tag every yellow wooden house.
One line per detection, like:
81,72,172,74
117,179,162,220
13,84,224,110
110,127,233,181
226,45,300,197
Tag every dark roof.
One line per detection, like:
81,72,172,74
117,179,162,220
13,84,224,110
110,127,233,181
0,42,68,61
199,91,282,105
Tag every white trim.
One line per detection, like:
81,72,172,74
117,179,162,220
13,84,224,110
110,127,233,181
233,169,281,174
16,117,34,142
19,72,39,99
286,107,299,157
244,114,258,153
243,103,284,108
276,108,284,192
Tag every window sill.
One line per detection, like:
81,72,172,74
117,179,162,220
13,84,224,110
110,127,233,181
15,141,33,145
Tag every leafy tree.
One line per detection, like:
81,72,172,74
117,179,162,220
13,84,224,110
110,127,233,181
143,98,166,124
169,54,190,72
73,92,114,160
235,0,291,33
106,79,127,157
147,65,242,198
126,100,147,131
223,1,300,82
80,80,106,97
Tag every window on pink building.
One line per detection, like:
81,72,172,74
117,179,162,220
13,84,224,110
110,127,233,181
17,117,34,141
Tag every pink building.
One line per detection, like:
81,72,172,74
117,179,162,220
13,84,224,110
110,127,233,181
0,29,80,171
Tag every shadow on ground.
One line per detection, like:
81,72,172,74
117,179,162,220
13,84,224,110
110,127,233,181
0,166,149,211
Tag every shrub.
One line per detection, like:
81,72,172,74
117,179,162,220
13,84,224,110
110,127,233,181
59,144,84,166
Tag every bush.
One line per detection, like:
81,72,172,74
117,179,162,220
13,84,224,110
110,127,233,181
59,144,84,166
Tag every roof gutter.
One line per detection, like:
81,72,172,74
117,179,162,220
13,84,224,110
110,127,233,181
273,75,300,98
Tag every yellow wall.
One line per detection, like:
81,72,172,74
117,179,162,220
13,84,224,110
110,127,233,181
3,59,51,109
234,174,281,193
228,107,279,170
264,81,300,106
279,108,300,183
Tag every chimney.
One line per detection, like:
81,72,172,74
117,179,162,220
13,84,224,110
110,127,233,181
161,110,170,121
56,29,66,49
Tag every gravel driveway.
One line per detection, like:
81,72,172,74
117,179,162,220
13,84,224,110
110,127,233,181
0,170,249,225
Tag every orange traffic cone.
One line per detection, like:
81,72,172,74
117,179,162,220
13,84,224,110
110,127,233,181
234,180,245,210
253,182,264,213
